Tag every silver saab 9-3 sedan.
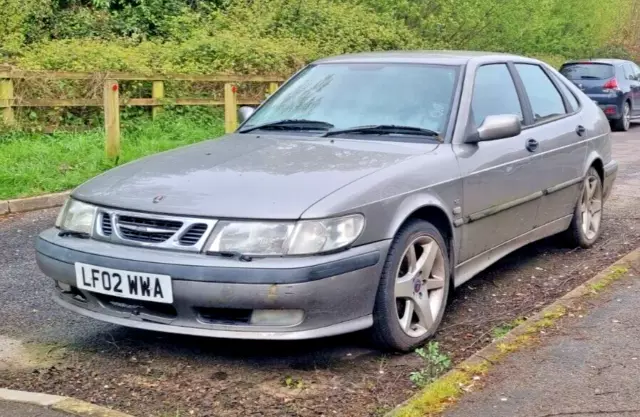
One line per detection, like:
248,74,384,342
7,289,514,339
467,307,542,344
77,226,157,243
36,52,617,351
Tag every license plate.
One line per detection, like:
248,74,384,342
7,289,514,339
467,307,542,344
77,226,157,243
74,263,173,304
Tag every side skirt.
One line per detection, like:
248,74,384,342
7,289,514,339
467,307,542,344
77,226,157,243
453,215,573,288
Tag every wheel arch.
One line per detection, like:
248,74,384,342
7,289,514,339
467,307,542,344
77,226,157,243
585,153,604,182
386,194,457,270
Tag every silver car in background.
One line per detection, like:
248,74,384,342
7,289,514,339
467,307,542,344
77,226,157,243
36,52,617,351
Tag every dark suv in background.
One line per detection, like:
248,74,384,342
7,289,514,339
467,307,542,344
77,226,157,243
560,59,640,131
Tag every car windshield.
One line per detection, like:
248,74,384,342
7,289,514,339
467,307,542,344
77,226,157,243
560,63,615,80
242,63,460,136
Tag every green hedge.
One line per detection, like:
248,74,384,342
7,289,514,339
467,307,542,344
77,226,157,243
1,0,635,76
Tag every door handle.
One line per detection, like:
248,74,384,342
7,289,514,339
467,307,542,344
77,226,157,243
576,125,586,136
525,138,539,152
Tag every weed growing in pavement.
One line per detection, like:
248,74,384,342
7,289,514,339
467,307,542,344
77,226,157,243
588,266,629,293
393,361,489,417
492,317,527,340
283,376,305,390
409,342,452,387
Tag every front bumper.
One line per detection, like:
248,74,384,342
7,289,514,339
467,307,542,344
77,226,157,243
36,228,389,340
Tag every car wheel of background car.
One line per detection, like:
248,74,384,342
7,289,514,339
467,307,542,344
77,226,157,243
371,219,450,352
564,167,604,248
612,101,631,131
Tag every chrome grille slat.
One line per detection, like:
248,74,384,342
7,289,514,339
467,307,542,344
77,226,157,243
101,213,113,236
116,214,183,244
94,208,217,252
179,223,208,246
117,215,182,231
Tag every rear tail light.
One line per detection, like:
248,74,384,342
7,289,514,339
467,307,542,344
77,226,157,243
603,78,619,90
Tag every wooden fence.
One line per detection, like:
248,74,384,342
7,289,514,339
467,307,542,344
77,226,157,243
0,65,285,157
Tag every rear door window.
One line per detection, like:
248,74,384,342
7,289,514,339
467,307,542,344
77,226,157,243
515,64,567,122
560,63,615,80
471,64,523,127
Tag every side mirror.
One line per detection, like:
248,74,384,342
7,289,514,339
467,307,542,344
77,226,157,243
470,114,522,142
238,106,255,124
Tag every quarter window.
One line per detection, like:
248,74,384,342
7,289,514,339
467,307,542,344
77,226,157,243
626,62,640,81
515,64,567,122
623,63,636,80
551,73,580,112
471,64,523,127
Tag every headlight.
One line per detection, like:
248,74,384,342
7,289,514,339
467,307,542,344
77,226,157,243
208,214,364,256
55,199,97,235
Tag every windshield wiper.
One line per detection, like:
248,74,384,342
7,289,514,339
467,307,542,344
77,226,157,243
322,124,442,142
238,119,334,133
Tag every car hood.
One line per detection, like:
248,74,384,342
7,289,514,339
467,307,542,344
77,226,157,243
73,134,437,219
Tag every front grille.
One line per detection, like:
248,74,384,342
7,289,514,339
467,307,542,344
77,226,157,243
95,209,216,252
116,215,182,243
179,223,208,246
101,213,113,236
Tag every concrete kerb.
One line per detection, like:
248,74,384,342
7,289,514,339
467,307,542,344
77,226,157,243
0,191,70,215
0,388,134,417
387,247,640,417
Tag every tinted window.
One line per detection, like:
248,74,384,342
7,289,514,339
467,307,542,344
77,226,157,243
245,63,459,134
560,63,615,80
471,64,523,127
623,63,636,80
516,64,566,122
551,73,580,112
626,62,640,80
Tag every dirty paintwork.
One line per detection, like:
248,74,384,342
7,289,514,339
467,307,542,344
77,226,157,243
37,51,617,342
267,284,278,301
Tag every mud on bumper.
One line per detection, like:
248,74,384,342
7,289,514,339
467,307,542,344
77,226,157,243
36,229,389,340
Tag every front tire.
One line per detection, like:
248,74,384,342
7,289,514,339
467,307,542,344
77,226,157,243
371,219,450,352
564,167,604,248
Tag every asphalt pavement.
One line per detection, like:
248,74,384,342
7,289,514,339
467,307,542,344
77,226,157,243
444,254,640,417
0,401,69,417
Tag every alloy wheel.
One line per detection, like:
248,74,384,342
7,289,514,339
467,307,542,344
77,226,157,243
394,236,446,338
580,174,603,240
624,103,631,131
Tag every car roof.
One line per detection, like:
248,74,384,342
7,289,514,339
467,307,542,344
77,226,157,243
562,58,630,66
313,50,533,66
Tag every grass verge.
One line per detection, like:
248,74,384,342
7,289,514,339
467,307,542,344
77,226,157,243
0,113,224,200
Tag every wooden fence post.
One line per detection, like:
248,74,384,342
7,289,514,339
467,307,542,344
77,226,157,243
103,79,121,158
152,80,164,119
268,82,279,96
0,78,15,126
224,83,238,133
